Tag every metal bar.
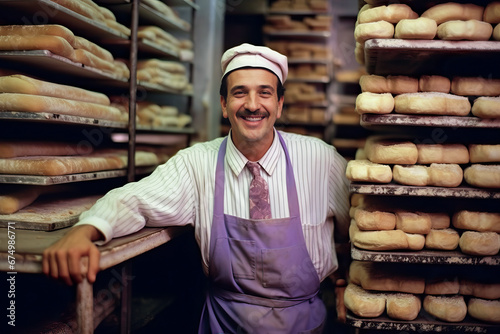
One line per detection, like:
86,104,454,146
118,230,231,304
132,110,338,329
76,278,94,334
127,0,139,183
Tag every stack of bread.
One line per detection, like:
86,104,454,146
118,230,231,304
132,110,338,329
0,24,129,80
0,74,127,121
356,74,500,119
288,63,329,81
269,0,328,12
137,26,194,61
137,59,191,93
355,2,500,65
349,193,500,256
264,14,332,33
346,135,500,189
285,82,327,104
345,260,500,324
49,0,130,36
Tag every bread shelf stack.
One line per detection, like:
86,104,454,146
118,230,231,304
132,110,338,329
264,0,333,139
0,0,198,232
345,0,500,332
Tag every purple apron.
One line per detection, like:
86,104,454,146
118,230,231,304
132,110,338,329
198,132,326,333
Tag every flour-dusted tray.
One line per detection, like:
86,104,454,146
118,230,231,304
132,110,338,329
0,194,101,231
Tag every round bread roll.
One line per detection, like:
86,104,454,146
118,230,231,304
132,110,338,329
416,143,469,164
428,163,463,188
405,233,426,251
393,165,429,186
355,92,394,114
459,231,500,256
437,20,493,41
464,164,500,188
421,3,484,24
354,21,395,43
418,75,451,93
484,2,500,24
469,144,500,163
344,283,386,318
355,209,397,231
350,221,409,250
365,136,418,165
472,96,500,118
429,212,451,229
395,211,431,234
494,23,500,40
468,298,500,323
423,295,467,322
425,278,460,295
394,92,471,116
425,228,460,250
346,159,393,183
359,74,389,93
451,77,500,97
387,75,419,94
358,4,418,24
460,279,500,299
386,293,421,321
452,210,500,233
395,17,437,39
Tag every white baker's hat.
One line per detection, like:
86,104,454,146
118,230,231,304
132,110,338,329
221,43,288,84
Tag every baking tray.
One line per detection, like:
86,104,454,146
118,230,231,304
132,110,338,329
361,114,500,129
0,111,127,129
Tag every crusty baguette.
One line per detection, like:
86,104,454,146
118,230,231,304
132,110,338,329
0,35,75,59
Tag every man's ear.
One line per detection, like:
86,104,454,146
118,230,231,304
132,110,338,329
276,95,284,119
220,95,228,118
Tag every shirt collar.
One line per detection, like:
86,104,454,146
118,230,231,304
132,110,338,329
226,128,282,177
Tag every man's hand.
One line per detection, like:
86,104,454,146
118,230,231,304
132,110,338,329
42,225,103,286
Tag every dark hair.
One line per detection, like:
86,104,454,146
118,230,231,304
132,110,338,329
219,67,285,101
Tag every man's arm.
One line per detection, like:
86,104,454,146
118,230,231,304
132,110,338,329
42,225,103,286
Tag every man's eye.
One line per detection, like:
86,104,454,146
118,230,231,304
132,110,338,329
261,91,271,95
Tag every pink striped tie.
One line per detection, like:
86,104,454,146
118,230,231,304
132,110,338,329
247,161,272,219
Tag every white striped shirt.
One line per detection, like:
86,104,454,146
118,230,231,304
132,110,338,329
77,129,350,280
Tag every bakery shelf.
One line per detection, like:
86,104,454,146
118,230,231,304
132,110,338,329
138,81,193,95
268,9,329,15
288,58,332,65
0,167,155,186
346,313,498,333
364,39,500,77
351,246,500,266
164,0,200,10
361,114,500,129
0,0,128,40
102,38,181,60
287,77,331,84
0,111,127,129
0,50,129,83
350,183,500,200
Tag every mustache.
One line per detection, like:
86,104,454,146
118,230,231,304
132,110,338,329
237,110,269,118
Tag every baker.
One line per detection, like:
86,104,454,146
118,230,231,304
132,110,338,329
43,43,351,333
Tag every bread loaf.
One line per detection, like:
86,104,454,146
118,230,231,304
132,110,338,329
472,96,500,118
354,21,395,43
418,75,451,93
0,35,75,59
437,20,493,41
355,92,394,114
0,75,110,105
425,278,460,295
0,25,76,46
421,3,484,24
395,211,431,234
393,164,463,188
423,295,467,322
425,228,460,250
357,4,417,24
346,159,393,183
405,233,426,251
464,164,500,188
459,231,500,256
0,141,88,158
0,93,124,121
494,23,500,40
344,283,386,318
73,36,114,63
429,212,451,229
394,92,471,116
354,209,396,230
386,293,421,321
453,210,500,233
359,75,418,94
395,17,437,39
365,136,418,164
451,77,500,97
0,186,42,214
469,144,500,163
393,164,429,186
350,221,409,250
484,2,500,24
348,261,425,294
460,279,500,300
468,298,500,323
416,143,469,164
